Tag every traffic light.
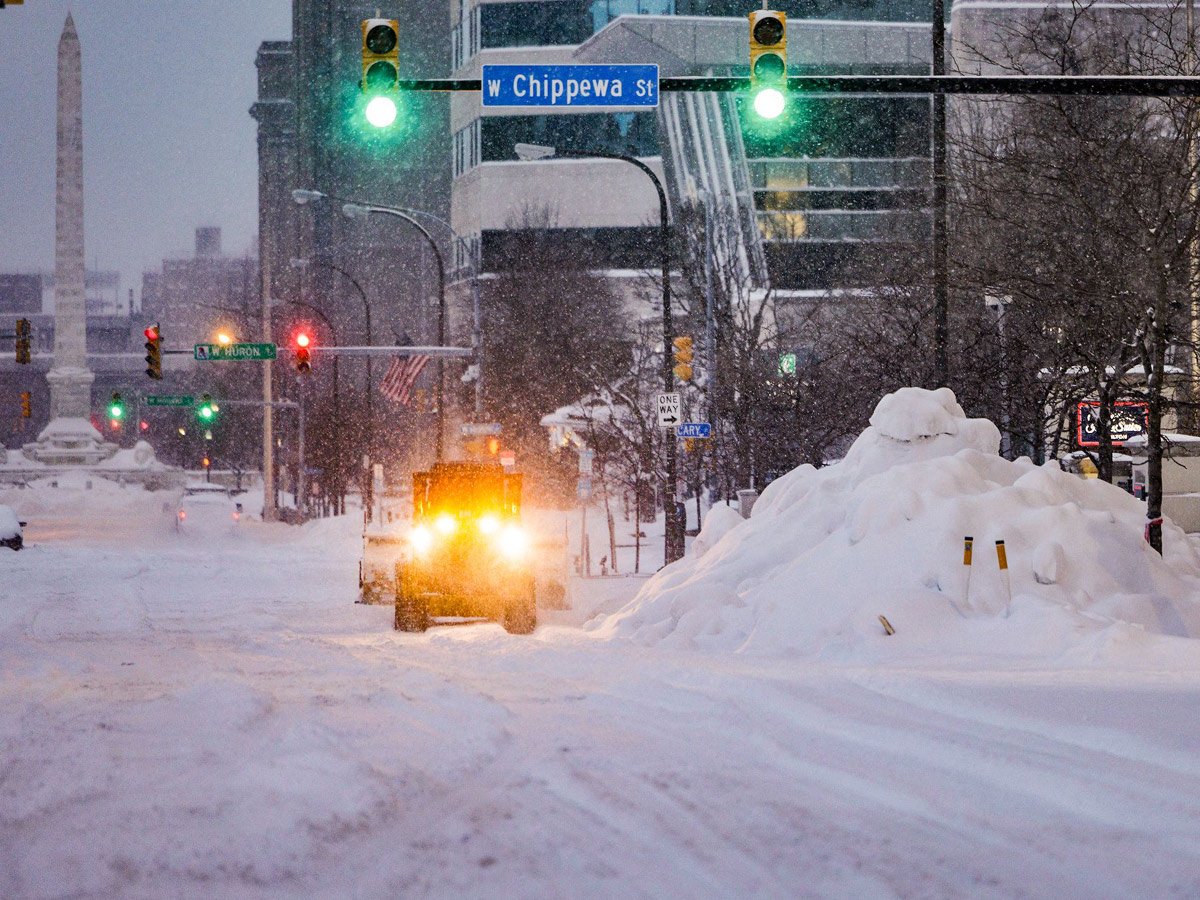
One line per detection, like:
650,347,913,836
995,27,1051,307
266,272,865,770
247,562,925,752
748,9,787,119
361,18,400,128
486,437,501,456
144,323,163,380
109,391,125,421
198,392,215,421
20,391,31,418
14,318,31,364
672,336,694,382
295,333,312,374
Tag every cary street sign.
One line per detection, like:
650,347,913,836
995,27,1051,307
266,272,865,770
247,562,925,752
677,422,712,439
194,343,277,361
482,64,659,108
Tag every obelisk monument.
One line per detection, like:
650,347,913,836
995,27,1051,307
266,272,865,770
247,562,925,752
25,14,116,464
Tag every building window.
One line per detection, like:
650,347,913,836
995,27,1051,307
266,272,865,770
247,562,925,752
453,120,483,178
482,226,660,272
480,112,658,162
591,0,675,32
480,1,594,49
741,97,930,160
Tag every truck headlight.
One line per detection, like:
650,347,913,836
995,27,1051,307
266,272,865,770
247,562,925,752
434,513,457,536
477,514,500,535
497,525,527,560
410,525,433,553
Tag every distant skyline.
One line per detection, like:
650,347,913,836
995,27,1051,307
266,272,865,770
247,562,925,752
0,1,292,306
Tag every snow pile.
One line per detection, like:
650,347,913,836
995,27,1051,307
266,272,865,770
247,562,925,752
591,387,1200,659
690,504,745,559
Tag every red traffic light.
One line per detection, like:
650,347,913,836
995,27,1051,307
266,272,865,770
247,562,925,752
296,332,311,348
144,324,159,341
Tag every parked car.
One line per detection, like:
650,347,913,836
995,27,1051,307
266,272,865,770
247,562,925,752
0,505,25,551
175,483,242,536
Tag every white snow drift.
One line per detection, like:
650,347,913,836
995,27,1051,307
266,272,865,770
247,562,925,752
593,387,1200,659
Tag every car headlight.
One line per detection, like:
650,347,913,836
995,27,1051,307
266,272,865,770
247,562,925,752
434,513,457,536
497,525,527,560
477,514,500,535
410,525,433,553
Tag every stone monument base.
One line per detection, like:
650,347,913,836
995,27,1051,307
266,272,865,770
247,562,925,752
22,417,119,466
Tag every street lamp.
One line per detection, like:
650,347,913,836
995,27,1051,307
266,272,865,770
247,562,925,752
342,201,448,462
513,142,683,564
344,202,485,417
293,188,453,463
985,293,1013,458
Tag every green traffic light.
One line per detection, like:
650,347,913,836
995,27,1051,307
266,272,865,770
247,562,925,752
365,95,397,128
199,406,214,421
109,404,124,419
754,87,786,119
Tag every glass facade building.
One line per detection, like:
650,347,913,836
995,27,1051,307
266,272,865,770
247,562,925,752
450,3,932,290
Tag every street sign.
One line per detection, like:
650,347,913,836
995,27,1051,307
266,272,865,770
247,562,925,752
194,342,277,361
461,422,502,436
677,422,711,439
144,395,194,407
482,64,658,108
779,353,797,376
577,477,592,501
579,449,594,475
656,392,681,428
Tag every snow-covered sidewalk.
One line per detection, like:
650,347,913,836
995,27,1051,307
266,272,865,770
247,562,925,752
1,478,1198,899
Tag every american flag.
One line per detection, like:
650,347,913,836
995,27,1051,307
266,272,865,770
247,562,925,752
379,354,430,405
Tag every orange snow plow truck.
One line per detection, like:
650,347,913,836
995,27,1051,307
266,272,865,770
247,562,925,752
394,462,538,634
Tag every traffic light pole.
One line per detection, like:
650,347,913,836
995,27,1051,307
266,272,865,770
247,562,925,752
216,399,304,517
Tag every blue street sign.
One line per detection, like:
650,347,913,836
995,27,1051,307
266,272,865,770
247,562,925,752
677,423,712,439
482,64,658,108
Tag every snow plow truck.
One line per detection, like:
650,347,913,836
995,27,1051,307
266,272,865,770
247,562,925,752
393,461,538,634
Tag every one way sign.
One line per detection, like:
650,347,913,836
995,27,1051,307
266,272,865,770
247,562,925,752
656,392,681,428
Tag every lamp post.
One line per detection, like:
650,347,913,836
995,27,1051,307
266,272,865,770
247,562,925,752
345,203,485,417
277,298,342,514
514,143,683,564
985,293,1013,458
339,203,448,461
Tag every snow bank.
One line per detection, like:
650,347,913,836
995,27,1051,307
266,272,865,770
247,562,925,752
590,387,1200,660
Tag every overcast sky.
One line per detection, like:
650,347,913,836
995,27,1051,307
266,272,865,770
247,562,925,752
0,1,292,305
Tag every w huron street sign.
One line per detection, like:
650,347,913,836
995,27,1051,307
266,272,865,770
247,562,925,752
194,343,277,361
144,395,194,407
482,64,658,108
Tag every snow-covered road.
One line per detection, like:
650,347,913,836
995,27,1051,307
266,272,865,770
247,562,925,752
2,486,1198,899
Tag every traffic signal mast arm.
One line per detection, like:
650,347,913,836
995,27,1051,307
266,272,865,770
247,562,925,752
308,345,473,357
390,74,1200,96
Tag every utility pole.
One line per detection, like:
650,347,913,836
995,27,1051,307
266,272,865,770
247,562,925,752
261,247,276,521
932,0,949,387
1188,0,1200,433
